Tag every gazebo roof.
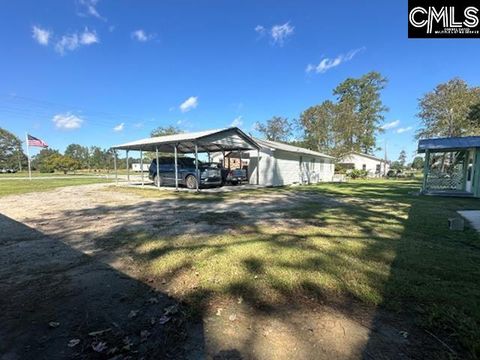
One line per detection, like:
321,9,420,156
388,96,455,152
418,136,480,153
111,127,259,153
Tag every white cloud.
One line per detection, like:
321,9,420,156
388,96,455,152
55,34,79,54
255,22,294,46
55,28,99,55
176,119,193,128
306,47,365,74
80,28,99,45
52,113,83,130
32,26,51,46
234,102,244,111
131,29,154,42
254,25,266,35
113,123,124,132
271,22,294,46
179,96,198,113
231,116,243,127
381,120,400,130
78,0,104,20
396,126,413,134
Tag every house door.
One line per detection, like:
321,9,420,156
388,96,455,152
466,150,474,193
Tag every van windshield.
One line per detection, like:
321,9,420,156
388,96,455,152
178,158,195,167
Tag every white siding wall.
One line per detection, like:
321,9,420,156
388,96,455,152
248,148,277,186
340,153,389,177
248,149,334,186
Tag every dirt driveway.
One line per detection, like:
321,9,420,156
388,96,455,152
0,184,440,359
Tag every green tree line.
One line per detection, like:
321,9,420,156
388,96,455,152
0,130,128,173
31,145,121,173
255,74,480,162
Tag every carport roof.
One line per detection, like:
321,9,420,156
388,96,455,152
111,127,260,153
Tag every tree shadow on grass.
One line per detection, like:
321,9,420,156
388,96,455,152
0,213,204,359
361,193,480,359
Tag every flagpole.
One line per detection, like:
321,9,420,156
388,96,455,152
26,133,32,180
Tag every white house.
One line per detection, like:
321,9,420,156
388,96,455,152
131,163,150,172
212,137,335,186
338,152,389,177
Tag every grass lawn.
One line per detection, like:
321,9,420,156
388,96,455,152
111,179,480,357
0,178,112,197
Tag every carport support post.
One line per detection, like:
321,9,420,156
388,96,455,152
113,150,118,186
239,150,242,183
195,143,199,192
140,149,144,187
174,144,179,191
126,150,130,185
256,148,260,185
155,146,160,190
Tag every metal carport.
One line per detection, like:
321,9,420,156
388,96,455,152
111,127,260,191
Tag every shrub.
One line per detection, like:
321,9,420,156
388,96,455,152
349,169,368,179
334,163,351,174
38,164,55,173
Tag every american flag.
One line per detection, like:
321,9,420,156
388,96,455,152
27,134,48,148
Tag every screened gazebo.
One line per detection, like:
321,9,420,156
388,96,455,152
418,136,480,197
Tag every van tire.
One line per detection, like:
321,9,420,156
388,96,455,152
185,175,197,189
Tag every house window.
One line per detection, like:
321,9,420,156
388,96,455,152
362,164,367,171
376,164,381,173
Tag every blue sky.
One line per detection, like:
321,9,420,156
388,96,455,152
1,0,479,162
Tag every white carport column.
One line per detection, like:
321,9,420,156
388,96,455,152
155,146,160,190
256,148,260,185
174,144,179,191
239,150,243,183
140,149,144,187
113,150,118,186
126,150,130,185
195,143,199,192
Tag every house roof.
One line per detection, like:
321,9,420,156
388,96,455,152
253,137,334,159
111,127,259,153
339,151,387,163
418,136,480,153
